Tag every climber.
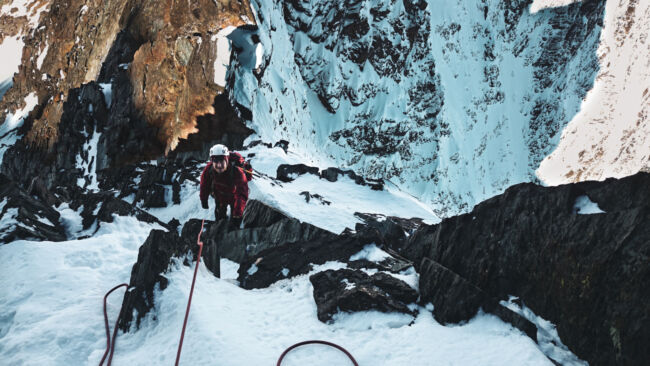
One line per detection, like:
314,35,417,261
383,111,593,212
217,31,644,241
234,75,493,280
199,144,249,228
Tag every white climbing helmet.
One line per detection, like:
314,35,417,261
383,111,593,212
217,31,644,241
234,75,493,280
209,144,229,157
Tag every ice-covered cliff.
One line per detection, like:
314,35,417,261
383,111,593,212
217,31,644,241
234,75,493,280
232,0,607,215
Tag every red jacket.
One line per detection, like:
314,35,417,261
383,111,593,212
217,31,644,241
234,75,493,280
199,163,249,217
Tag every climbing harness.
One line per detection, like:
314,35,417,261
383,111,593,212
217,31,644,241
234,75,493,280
276,340,359,366
99,219,358,365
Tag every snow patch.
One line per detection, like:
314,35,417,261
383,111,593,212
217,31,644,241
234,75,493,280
36,41,48,70
572,195,605,215
0,92,38,164
212,26,236,87
99,83,112,108
0,198,19,241
501,297,588,365
55,202,84,238
530,0,582,14
0,35,24,85
341,278,355,290
75,127,101,191
247,263,258,276
254,43,264,69
349,244,391,262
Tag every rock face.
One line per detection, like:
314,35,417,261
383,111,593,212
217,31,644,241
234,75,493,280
0,173,66,243
200,199,384,290
70,191,171,234
0,0,255,154
418,257,537,341
310,268,418,322
237,226,377,289
397,172,650,366
207,199,335,263
354,212,423,252
118,219,220,331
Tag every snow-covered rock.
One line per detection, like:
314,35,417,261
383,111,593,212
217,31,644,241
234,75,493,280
537,0,650,185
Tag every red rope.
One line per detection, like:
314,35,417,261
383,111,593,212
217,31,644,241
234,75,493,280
276,340,359,366
99,283,129,366
98,220,358,366
175,219,206,366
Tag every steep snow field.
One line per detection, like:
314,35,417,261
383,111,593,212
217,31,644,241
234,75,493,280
537,0,650,184
0,148,581,365
530,0,583,14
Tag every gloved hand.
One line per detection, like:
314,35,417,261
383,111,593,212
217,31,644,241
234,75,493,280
201,200,209,209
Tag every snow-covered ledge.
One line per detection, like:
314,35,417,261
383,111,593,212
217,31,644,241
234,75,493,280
530,0,582,14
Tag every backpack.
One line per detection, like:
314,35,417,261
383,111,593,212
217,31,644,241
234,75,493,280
229,151,253,180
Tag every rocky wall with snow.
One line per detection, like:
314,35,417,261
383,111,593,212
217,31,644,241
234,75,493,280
0,0,255,160
398,171,650,365
233,0,606,216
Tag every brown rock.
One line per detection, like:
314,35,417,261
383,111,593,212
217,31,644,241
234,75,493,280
0,0,255,155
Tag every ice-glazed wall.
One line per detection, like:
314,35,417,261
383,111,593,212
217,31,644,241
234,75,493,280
232,0,605,215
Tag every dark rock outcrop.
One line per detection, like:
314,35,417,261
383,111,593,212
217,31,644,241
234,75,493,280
299,191,331,205
62,191,170,234
118,219,220,331
320,167,385,190
241,199,287,228
354,212,423,251
237,225,379,289
133,183,167,208
0,174,66,243
418,258,536,341
208,200,334,263
348,253,413,274
320,167,365,184
276,164,384,190
117,199,389,329
400,172,650,366
310,268,418,322
273,140,289,153
276,164,320,182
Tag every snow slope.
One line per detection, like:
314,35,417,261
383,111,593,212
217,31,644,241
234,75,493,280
0,146,582,365
537,0,650,184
